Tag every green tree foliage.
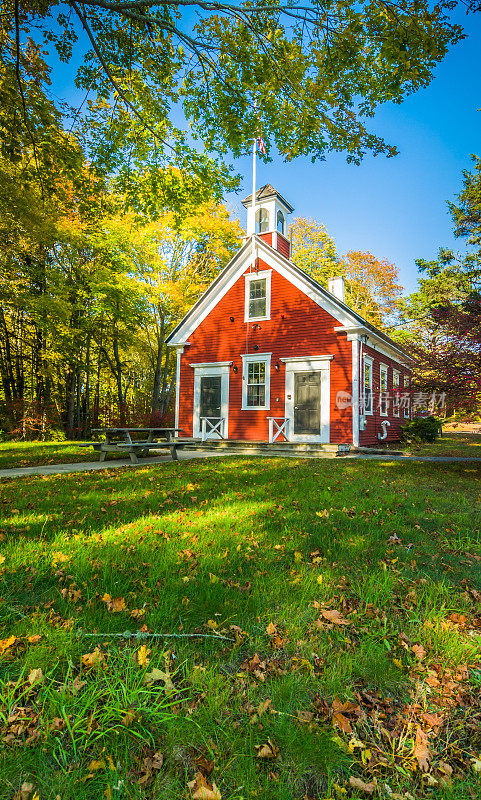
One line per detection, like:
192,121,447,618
4,0,463,184
393,155,481,416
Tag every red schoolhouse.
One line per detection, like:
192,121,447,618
166,186,412,447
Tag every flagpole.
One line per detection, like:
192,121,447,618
251,136,256,269
251,137,256,234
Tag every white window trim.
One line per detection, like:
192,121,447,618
380,363,389,417
192,363,230,439
241,352,271,410
244,270,271,322
393,370,400,417
363,356,373,416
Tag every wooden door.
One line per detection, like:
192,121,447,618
294,372,321,435
200,376,222,419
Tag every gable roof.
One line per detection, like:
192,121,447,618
165,235,411,365
242,184,294,213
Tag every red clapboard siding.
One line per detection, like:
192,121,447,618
359,343,411,446
178,257,353,442
277,233,291,259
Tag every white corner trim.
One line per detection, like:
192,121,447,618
244,269,272,322
190,361,233,368
351,340,359,448
174,347,184,431
281,354,334,363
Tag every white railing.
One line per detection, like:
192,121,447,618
201,417,226,442
267,417,290,443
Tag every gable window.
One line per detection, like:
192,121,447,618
380,364,388,416
249,278,266,317
242,353,271,410
393,370,400,417
363,357,373,415
255,207,269,233
277,210,285,234
244,270,271,321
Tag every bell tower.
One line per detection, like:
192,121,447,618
242,184,293,259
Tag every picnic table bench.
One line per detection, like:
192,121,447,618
79,427,193,463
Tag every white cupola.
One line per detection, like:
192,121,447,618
242,184,294,258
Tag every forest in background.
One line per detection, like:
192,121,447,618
2,0,480,439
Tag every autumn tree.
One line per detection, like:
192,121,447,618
341,251,403,328
289,217,402,328
290,217,338,285
132,204,241,418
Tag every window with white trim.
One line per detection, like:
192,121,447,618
380,364,388,416
363,357,373,415
277,210,285,234
393,370,400,417
403,374,410,418
255,207,269,233
244,270,271,321
242,354,271,410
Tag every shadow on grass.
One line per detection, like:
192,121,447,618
0,457,480,798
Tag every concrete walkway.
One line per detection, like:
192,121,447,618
1,449,481,480
0,450,229,480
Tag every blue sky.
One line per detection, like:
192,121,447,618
226,10,481,293
49,9,481,295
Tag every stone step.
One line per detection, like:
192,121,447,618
181,439,346,454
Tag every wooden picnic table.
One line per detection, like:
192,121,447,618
80,427,187,463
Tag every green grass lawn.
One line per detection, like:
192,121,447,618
0,441,126,470
0,457,480,799
404,431,481,458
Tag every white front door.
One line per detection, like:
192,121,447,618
192,364,230,439
282,355,332,443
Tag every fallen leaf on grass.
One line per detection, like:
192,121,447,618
143,667,175,693
18,783,36,800
411,643,427,661
27,635,42,645
81,647,106,670
88,759,105,772
0,554,5,565
320,608,349,626
349,776,377,794
421,711,443,728
414,725,431,772
137,645,151,667
332,711,352,735
188,772,222,799
122,710,136,726
255,739,279,759
27,668,44,685
102,593,126,612
0,635,17,654
266,622,277,636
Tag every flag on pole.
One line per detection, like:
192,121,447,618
257,136,267,155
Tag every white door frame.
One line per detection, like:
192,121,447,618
281,355,333,443
191,362,231,439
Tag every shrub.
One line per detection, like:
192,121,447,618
401,415,442,445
